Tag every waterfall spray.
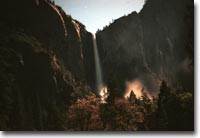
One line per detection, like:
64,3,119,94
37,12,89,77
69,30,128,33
92,34,103,93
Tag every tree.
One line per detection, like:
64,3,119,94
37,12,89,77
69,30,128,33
154,80,171,130
106,79,123,104
129,90,137,104
65,94,103,130
153,80,194,130
159,80,171,99
99,98,144,130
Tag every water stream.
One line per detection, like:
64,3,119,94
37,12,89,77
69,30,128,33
92,34,103,93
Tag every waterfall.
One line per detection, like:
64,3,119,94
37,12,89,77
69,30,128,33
92,34,103,93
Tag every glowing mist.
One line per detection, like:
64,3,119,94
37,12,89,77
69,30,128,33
93,35,103,93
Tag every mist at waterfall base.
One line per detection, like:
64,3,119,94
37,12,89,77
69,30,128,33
124,79,154,99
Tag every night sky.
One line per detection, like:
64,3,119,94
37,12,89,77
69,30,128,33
54,0,145,34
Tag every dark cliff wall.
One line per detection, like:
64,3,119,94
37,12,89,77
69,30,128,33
0,0,95,84
0,0,94,130
96,0,193,95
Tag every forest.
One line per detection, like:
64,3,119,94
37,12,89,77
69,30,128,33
63,80,193,131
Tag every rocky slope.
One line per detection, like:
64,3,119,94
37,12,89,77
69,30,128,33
0,0,95,130
96,0,194,96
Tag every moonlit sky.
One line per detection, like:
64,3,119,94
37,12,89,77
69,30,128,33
54,0,145,34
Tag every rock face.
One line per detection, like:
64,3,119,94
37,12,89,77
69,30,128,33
96,0,193,95
0,0,95,84
0,0,95,130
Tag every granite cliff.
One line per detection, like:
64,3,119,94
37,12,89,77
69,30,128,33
0,0,95,130
96,0,193,96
